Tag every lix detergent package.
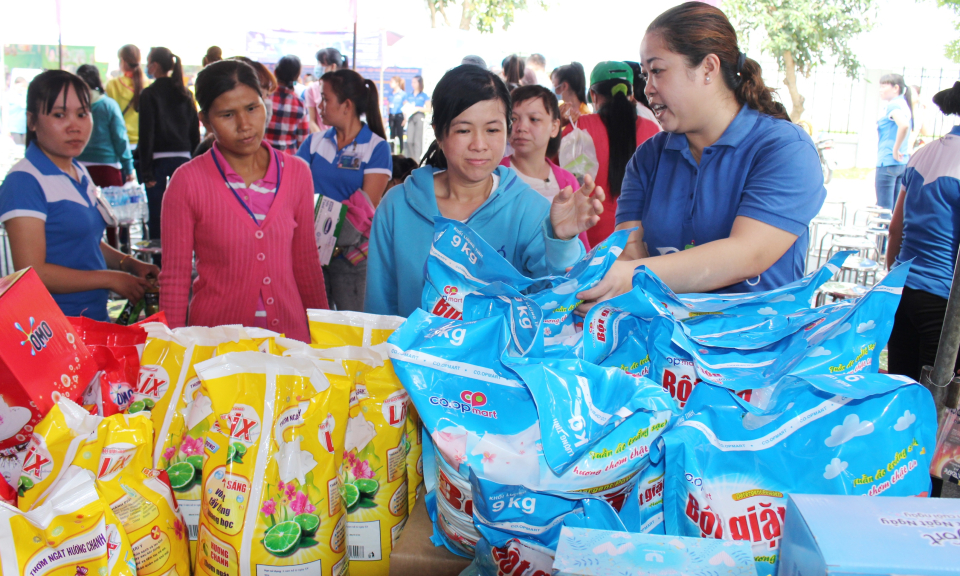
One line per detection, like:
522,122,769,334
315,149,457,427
0,468,137,576
552,526,758,576
307,309,406,349
192,352,351,576
657,373,937,576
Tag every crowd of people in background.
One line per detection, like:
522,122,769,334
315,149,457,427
0,2,958,381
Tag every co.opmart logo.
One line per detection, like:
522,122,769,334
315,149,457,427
428,390,497,418
15,317,53,356
444,286,459,296
459,391,486,407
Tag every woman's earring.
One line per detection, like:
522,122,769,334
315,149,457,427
706,76,711,83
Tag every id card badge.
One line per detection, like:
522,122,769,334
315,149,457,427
315,195,348,265
337,154,361,170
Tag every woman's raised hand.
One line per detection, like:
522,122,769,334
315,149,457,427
550,173,605,241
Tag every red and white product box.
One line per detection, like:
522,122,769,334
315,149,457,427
0,268,96,450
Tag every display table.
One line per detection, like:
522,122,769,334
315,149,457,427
390,497,472,576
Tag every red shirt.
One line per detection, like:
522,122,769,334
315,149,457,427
563,114,660,246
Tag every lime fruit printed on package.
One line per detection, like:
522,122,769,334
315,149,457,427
380,218,935,575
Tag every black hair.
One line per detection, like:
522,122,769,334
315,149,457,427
392,154,418,181
593,78,637,198
551,62,587,105
502,54,525,90
233,56,277,95
25,70,91,149
933,81,960,115
880,73,915,129
412,75,424,93
195,59,263,114
422,64,512,168
203,46,222,67
320,69,386,139
316,47,348,70
76,64,104,94
527,53,546,68
148,47,193,102
274,55,302,87
510,85,562,157
624,61,652,109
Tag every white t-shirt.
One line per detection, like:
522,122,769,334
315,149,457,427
514,167,561,202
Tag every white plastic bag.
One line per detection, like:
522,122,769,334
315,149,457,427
559,121,599,183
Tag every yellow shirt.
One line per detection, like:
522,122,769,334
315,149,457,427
106,75,147,145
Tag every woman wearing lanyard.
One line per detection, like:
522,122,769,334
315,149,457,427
296,69,391,311
578,3,825,310
160,60,327,342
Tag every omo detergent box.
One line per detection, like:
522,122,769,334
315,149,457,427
778,494,960,576
552,526,758,576
0,268,96,452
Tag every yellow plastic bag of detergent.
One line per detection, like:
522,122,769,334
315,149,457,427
406,405,424,515
316,344,410,575
93,414,191,576
139,324,258,555
0,467,137,576
308,310,405,349
193,352,351,576
17,397,101,511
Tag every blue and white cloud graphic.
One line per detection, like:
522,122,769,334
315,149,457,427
894,410,916,432
825,414,874,447
829,323,852,339
541,301,558,310
770,293,796,303
757,307,777,316
824,457,848,479
808,346,832,358
552,279,580,295
856,320,876,334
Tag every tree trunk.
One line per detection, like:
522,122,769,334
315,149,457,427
460,0,474,30
438,2,453,27
428,0,437,27
782,50,805,122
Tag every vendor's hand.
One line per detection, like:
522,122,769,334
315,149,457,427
560,102,581,124
893,149,903,162
125,173,137,183
109,271,153,303
145,181,157,188
550,174,605,241
124,257,160,286
575,258,638,316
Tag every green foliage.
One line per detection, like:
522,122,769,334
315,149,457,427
937,0,960,62
470,0,548,32
724,0,877,79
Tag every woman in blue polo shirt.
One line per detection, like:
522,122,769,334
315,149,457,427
297,69,391,311
875,74,914,210
0,70,158,320
577,3,825,310
406,75,430,162
387,76,408,154
886,82,960,381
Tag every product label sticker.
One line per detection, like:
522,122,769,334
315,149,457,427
347,520,383,561
314,196,347,266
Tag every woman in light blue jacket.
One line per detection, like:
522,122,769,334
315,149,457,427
365,64,604,317
76,64,134,187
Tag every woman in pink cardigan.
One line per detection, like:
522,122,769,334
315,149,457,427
160,60,327,341
501,84,590,250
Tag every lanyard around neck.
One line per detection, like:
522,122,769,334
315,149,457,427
211,147,282,225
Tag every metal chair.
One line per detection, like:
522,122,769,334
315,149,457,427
840,255,880,286
853,206,892,227
815,281,869,306
815,226,869,268
825,235,880,265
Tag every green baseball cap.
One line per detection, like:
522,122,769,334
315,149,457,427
588,61,633,103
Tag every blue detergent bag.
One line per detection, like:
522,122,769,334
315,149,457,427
656,373,937,576
636,251,851,319
581,286,661,376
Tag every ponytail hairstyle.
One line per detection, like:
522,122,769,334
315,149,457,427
423,64,511,168
647,2,789,121
510,84,563,157
202,46,223,67
148,47,193,103
76,64,104,94
233,56,277,95
551,62,587,105
195,59,262,115
274,55,302,88
933,81,960,116
502,54,525,89
317,47,348,70
880,73,914,129
320,69,385,139
117,44,143,112
25,70,91,149
592,78,637,198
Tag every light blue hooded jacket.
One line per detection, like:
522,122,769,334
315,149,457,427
365,165,585,317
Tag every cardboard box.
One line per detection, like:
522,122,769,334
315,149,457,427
778,494,960,576
389,496,472,576
553,527,758,576
0,268,96,451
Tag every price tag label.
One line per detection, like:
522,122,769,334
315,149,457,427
315,195,348,266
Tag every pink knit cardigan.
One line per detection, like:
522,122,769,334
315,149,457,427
159,150,328,342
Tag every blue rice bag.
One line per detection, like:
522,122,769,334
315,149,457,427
637,251,851,319
657,373,937,576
